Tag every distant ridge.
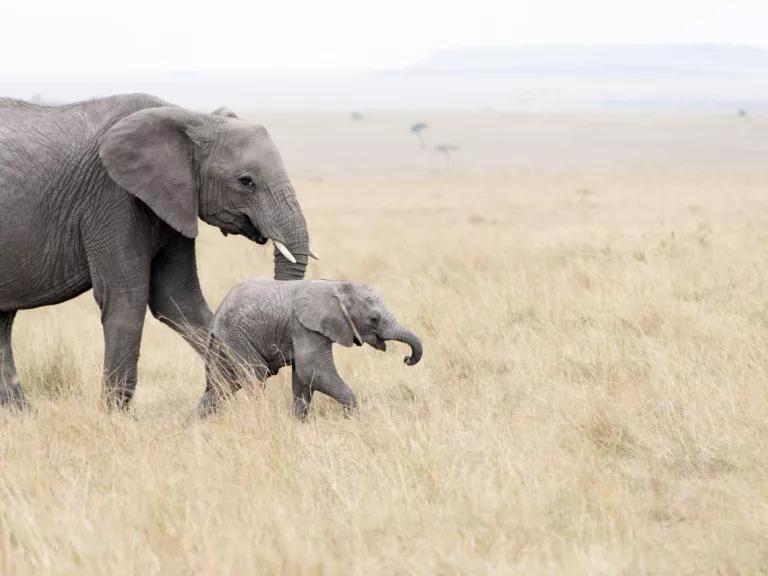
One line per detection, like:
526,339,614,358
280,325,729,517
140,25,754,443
4,44,768,111
412,44,768,74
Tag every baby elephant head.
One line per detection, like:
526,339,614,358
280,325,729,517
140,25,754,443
293,281,423,365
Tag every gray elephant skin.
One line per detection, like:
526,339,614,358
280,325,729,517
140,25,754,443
199,279,423,418
0,94,311,409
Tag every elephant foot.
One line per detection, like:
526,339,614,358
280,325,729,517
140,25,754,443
102,384,136,411
197,389,222,419
0,381,30,410
292,398,311,420
340,399,358,418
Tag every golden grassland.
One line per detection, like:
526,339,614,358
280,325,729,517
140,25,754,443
3,113,768,574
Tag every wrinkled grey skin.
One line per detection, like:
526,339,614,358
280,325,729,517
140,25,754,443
0,94,310,409
199,279,423,419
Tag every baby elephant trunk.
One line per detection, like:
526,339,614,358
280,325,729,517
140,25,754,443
382,322,423,366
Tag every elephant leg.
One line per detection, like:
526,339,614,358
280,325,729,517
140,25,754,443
99,291,149,409
0,311,27,409
198,333,270,417
295,340,356,416
87,243,151,409
149,237,213,356
198,335,235,417
291,362,313,420
197,386,222,418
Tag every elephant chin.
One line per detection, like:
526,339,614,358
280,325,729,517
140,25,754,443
205,213,268,244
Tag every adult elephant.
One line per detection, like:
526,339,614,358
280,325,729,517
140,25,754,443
0,94,311,409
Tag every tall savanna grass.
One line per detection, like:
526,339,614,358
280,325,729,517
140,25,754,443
3,113,768,574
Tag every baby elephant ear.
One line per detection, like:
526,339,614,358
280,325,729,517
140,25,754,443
98,106,203,239
293,282,363,347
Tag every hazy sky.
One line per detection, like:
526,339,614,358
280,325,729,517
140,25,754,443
1,0,766,74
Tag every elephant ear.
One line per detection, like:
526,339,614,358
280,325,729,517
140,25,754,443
98,107,203,238
293,282,363,348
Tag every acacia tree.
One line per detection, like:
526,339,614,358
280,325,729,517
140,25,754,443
410,123,428,148
435,143,459,169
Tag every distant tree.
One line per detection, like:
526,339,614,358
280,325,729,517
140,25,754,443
435,143,459,169
410,123,428,148
738,108,748,118
350,111,365,121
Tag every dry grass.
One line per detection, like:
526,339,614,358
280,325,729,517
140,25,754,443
3,113,768,574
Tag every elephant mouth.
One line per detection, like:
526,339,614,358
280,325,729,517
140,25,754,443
217,216,268,245
241,218,268,244
370,334,387,351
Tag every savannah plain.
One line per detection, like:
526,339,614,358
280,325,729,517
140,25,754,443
2,110,768,575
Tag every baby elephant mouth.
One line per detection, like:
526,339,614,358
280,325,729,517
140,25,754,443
370,334,387,351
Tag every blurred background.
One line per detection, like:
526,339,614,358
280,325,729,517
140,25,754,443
4,0,768,181
2,0,767,114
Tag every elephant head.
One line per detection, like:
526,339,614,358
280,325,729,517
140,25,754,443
293,281,423,365
98,106,311,280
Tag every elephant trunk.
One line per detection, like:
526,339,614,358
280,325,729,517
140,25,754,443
381,321,423,366
273,238,309,280
267,191,310,281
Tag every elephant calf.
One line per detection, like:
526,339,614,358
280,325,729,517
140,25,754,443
199,279,423,418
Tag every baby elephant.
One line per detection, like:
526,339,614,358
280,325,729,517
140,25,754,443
198,279,423,418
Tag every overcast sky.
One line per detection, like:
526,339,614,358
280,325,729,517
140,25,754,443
1,0,766,74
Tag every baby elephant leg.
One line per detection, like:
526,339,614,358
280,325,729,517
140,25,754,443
291,363,314,420
198,334,270,418
317,372,357,416
295,360,357,417
197,386,220,418
197,361,234,418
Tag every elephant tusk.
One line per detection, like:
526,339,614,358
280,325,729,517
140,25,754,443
273,240,297,264
333,287,363,346
309,249,320,261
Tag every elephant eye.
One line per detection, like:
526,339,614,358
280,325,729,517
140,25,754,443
238,175,255,188
369,315,379,325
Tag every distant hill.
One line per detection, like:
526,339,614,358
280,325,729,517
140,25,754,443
4,45,768,112
413,44,768,75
